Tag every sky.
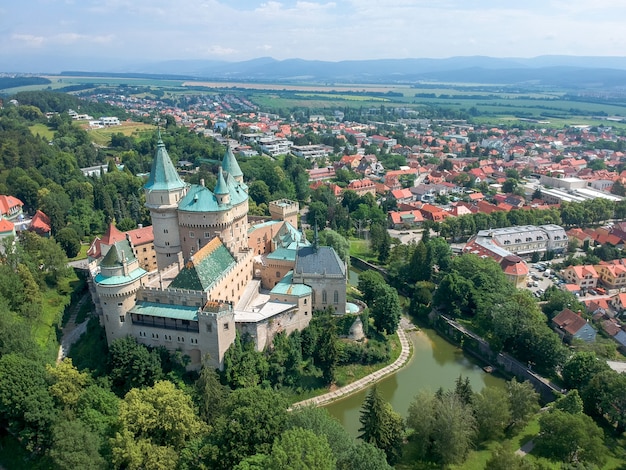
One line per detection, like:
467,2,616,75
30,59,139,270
2,0,626,71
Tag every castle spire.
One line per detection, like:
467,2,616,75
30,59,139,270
222,144,243,182
144,132,186,191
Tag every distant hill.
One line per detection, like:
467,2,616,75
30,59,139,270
44,55,626,88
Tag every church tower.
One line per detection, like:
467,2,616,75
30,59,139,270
144,133,188,270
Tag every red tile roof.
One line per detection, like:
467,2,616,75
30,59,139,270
127,225,154,246
553,308,587,336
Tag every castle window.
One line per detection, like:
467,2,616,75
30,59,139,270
119,315,125,323
165,242,170,246
322,290,327,304
223,322,229,330
334,290,339,304
205,232,210,238
190,231,195,238
206,323,212,333
276,271,281,278
118,302,122,306
165,335,172,342
143,247,147,252
304,299,307,305
182,320,189,325
164,229,168,234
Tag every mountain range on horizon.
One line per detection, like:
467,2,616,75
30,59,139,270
6,55,626,88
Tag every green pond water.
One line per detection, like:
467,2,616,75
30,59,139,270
329,268,505,436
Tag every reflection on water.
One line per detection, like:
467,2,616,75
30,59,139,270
325,327,505,437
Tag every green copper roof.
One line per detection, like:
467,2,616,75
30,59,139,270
169,239,236,291
129,301,199,321
271,271,312,297
94,267,146,286
145,137,187,191
101,240,135,267
178,182,248,213
267,247,297,262
214,167,229,195
222,145,243,178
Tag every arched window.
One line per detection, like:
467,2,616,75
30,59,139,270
334,290,339,304
322,290,327,304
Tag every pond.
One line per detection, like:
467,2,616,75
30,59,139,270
329,269,505,436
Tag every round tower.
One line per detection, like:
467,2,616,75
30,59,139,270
144,133,188,270
94,241,147,344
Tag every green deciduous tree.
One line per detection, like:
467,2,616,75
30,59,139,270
49,418,106,470
267,427,336,470
535,410,606,466
107,336,163,395
562,351,610,391
370,284,402,335
472,386,511,442
211,387,288,470
507,378,540,430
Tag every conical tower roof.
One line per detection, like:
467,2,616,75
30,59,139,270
145,133,186,191
101,244,122,267
214,167,229,195
222,145,243,179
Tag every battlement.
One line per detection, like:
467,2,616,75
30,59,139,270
269,199,299,221
201,300,233,317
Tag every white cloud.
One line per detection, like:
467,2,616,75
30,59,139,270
11,34,45,47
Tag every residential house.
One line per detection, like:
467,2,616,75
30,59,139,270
0,195,24,220
595,262,626,290
562,265,599,291
28,210,51,237
388,210,424,229
610,292,626,313
346,179,376,197
552,308,596,343
390,188,414,204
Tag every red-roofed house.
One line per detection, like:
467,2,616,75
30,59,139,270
500,254,529,288
0,217,16,243
552,308,596,343
0,195,24,221
610,293,626,313
419,204,449,222
562,265,599,291
346,179,376,197
596,262,626,290
390,188,414,204
29,210,51,237
388,210,424,229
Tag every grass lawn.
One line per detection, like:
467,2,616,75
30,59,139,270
86,121,155,146
28,123,54,140
33,287,72,360
349,238,378,262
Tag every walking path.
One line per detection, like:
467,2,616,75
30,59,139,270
56,292,91,363
291,318,413,409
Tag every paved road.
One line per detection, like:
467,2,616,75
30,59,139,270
56,292,91,363
291,319,412,409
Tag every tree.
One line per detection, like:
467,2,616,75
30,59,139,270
0,353,58,450
55,227,81,258
47,358,92,409
49,418,106,470
535,410,606,466
267,427,336,470
554,390,584,415
370,284,402,335
357,270,386,306
507,378,540,430
211,387,288,470
111,381,207,469
319,229,350,262
194,365,228,425
287,406,392,470
358,386,404,465
107,336,163,395
562,351,609,391
582,369,626,432
314,312,340,384
472,386,511,442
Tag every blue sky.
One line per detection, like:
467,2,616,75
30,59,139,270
2,0,626,69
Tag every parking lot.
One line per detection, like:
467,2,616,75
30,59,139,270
526,262,561,298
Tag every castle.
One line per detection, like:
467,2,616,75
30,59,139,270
88,135,348,370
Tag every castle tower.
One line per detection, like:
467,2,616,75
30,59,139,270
222,145,244,185
269,199,299,228
197,300,236,370
93,240,147,344
144,133,188,270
